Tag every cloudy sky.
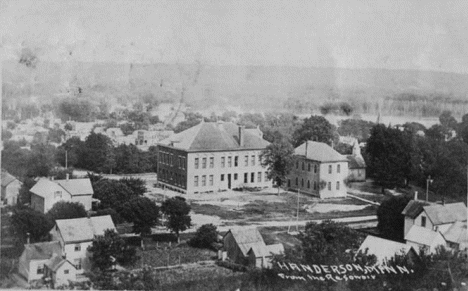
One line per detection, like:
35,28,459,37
2,0,468,73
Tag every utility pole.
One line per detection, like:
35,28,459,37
426,175,433,202
65,150,68,169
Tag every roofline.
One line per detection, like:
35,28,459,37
157,145,267,153
295,156,349,163
64,239,93,244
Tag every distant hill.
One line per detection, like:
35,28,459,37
3,60,468,116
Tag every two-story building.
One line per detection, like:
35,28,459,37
157,121,271,194
30,177,94,213
49,215,116,274
287,141,348,198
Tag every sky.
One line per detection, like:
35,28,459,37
2,0,468,73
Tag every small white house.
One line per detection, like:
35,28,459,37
358,235,418,264
18,241,63,283
405,225,446,254
44,254,77,288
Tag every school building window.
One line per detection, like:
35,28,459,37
209,175,213,186
251,155,255,166
313,181,317,190
337,164,341,173
258,172,262,182
301,179,304,187
195,158,199,169
228,157,232,167
221,157,225,168
314,165,318,173
302,162,305,171
202,175,206,186
234,156,238,167
336,181,340,190
308,163,311,172
234,173,238,180
194,176,199,187
202,158,207,168
245,155,249,167
328,165,332,174
251,172,255,183
210,157,214,168
244,173,248,183
295,177,298,186
221,174,225,181
328,182,331,190
307,180,310,188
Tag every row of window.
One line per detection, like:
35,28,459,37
195,154,260,169
159,169,187,187
194,172,267,187
291,177,341,191
295,161,341,174
159,152,186,169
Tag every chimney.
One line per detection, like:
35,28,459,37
26,232,30,245
238,126,245,147
66,173,69,180
414,191,418,201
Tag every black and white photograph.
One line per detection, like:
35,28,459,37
1,0,468,290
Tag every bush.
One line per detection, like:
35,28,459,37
188,224,218,250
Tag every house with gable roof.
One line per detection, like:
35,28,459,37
404,225,447,254
50,215,116,274
157,121,271,194
18,241,65,283
44,253,77,288
1,170,22,205
223,228,284,268
287,141,349,198
358,235,419,264
30,177,94,213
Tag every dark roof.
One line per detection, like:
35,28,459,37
401,200,430,218
21,241,62,262
159,122,269,152
346,155,366,169
295,141,348,163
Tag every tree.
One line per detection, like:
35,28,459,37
46,201,87,221
188,224,219,249
366,124,412,188
56,136,84,168
119,197,160,235
260,139,295,194
27,144,57,177
81,132,115,173
11,206,54,243
376,195,411,241
92,179,135,210
161,197,191,243
292,115,335,147
119,177,147,196
88,229,138,271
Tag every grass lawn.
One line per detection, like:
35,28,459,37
131,242,217,269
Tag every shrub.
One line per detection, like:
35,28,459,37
188,224,218,250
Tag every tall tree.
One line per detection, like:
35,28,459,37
376,195,411,241
88,229,138,271
292,115,335,147
161,197,191,243
119,197,160,235
92,179,134,210
260,138,295,194
366,124,412,188
81,132,115,173
11,206,54,243
119,177,147,196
